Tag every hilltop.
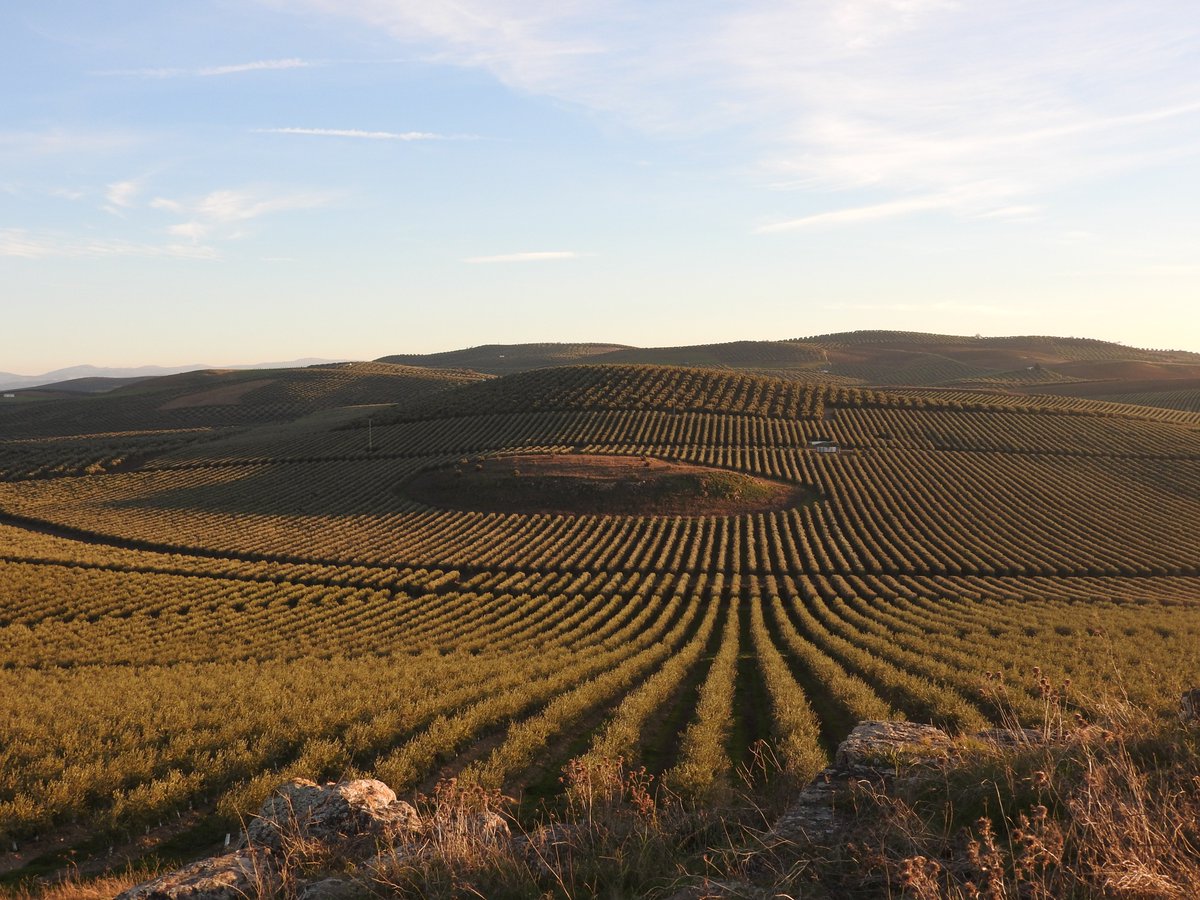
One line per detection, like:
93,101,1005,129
377,343,631,375
377,331,1200,415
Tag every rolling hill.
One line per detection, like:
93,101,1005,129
0,358,344,393
377,332,1200,415
377,342,631,375
0,362,485,440
2,337,1199,890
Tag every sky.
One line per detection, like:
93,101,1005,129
2,1,1199,373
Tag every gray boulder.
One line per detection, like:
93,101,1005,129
248,778,421,857
834,720,954,776
770,771,850,844
771,720,955,847
1181,688,1200,722
116,849,279,900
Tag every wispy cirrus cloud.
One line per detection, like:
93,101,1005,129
192,188,339,223
0,228,216,260
755,181,1048,232
151,187,340,242
254,127,458,141
104,179,142,212
756,192,962,232
100,58,316,78
264,1,1200,229
464,251,586,264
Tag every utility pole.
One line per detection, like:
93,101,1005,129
368,417,374,452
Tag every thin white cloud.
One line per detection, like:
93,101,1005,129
464,251,585,264
152,187,340,244
756,193,960,232
758,188,1046,232
199,58,314,76
255,127,455,140
193,188,338,222
167,222,212,241
265,1,1200,228
101,58,315,78
0,228,216,260
975,205,1041,221
105,179,141,209
0,230,55,258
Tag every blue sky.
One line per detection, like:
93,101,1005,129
3,1,1199,372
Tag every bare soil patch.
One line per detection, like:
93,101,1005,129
402,453,814,517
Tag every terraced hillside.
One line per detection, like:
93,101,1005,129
2,360,1200,878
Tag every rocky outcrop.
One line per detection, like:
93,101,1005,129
770,719,1064,848
834,720,955,775
247,778,420,857
772,720,954,845
119,723,1033,899
116,849,279,900
118,779,421,900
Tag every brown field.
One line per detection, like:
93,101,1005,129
403,452,814,516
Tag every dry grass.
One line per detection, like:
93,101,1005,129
812,675,1200,899
0,869,148,900
368,757,784,899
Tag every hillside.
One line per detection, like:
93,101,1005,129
0,359,344,393
0,362,485,480
5,376,159,397
1,346,1199,893
376,332,1200,416
0,362,484,438
377,342,630,375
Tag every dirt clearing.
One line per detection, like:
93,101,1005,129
402,453,815,516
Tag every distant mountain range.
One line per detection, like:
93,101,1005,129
0,359,344,393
